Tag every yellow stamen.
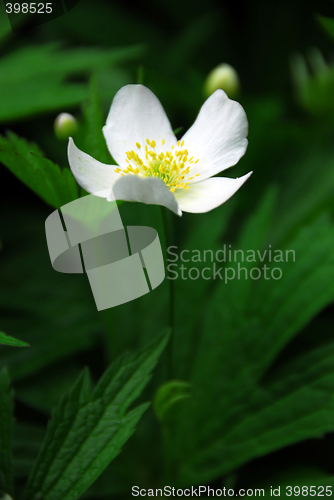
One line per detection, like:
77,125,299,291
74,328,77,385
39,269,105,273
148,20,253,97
120,137,200,193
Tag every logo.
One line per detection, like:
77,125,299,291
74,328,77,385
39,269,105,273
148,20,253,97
45,191,165,310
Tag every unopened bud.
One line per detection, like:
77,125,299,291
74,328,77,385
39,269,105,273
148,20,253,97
154,380,191,423
54,113,78,140
204,63,240,98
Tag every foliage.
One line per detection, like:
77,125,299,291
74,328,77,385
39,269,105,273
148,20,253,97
0,332,29,348
0,369,14,497
2,0,334,498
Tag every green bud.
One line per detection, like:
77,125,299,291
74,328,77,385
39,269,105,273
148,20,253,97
204,63,240,98
54,113,78,140
154,380,191,423
1,494,14,500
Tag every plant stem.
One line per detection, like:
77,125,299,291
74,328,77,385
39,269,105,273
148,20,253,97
102,308,118,362
160,206,175,379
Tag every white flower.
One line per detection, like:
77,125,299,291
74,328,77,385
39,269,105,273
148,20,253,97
68,85,251,216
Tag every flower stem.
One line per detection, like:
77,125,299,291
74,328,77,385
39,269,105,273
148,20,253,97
160,206,175,379
102,308,119,362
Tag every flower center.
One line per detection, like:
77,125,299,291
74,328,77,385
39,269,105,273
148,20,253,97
114,138,199,192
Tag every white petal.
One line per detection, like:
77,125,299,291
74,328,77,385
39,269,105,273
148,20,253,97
103,85,177,169
174,172,252,213
111,175,182,216
180,90,248,182
68,138,119,197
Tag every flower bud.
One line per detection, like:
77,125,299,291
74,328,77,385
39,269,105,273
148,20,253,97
154,380,191,423
54,113,78,140
204,63,240,98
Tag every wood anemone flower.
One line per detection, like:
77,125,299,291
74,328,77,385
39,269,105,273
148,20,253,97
68,84,251,216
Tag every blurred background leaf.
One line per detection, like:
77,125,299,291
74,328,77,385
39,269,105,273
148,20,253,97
0,369,14,496
0,332,29,347
0,42,143,123
0,132,78,208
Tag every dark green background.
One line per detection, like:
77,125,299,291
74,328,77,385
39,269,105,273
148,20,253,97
2,0,334,497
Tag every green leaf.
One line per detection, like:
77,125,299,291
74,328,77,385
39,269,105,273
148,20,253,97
252,214,334,375
272,148,334,246
221,186,278,315
23,330,170,500
317,14,334,40
0,331,29,348
176,203,334,484
185,187,278,399
0,208,99,381
0,369,14,496
0,43,143,123
0,1,11,46
173,199,236,380
0,132,78,208
182,341,334,483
